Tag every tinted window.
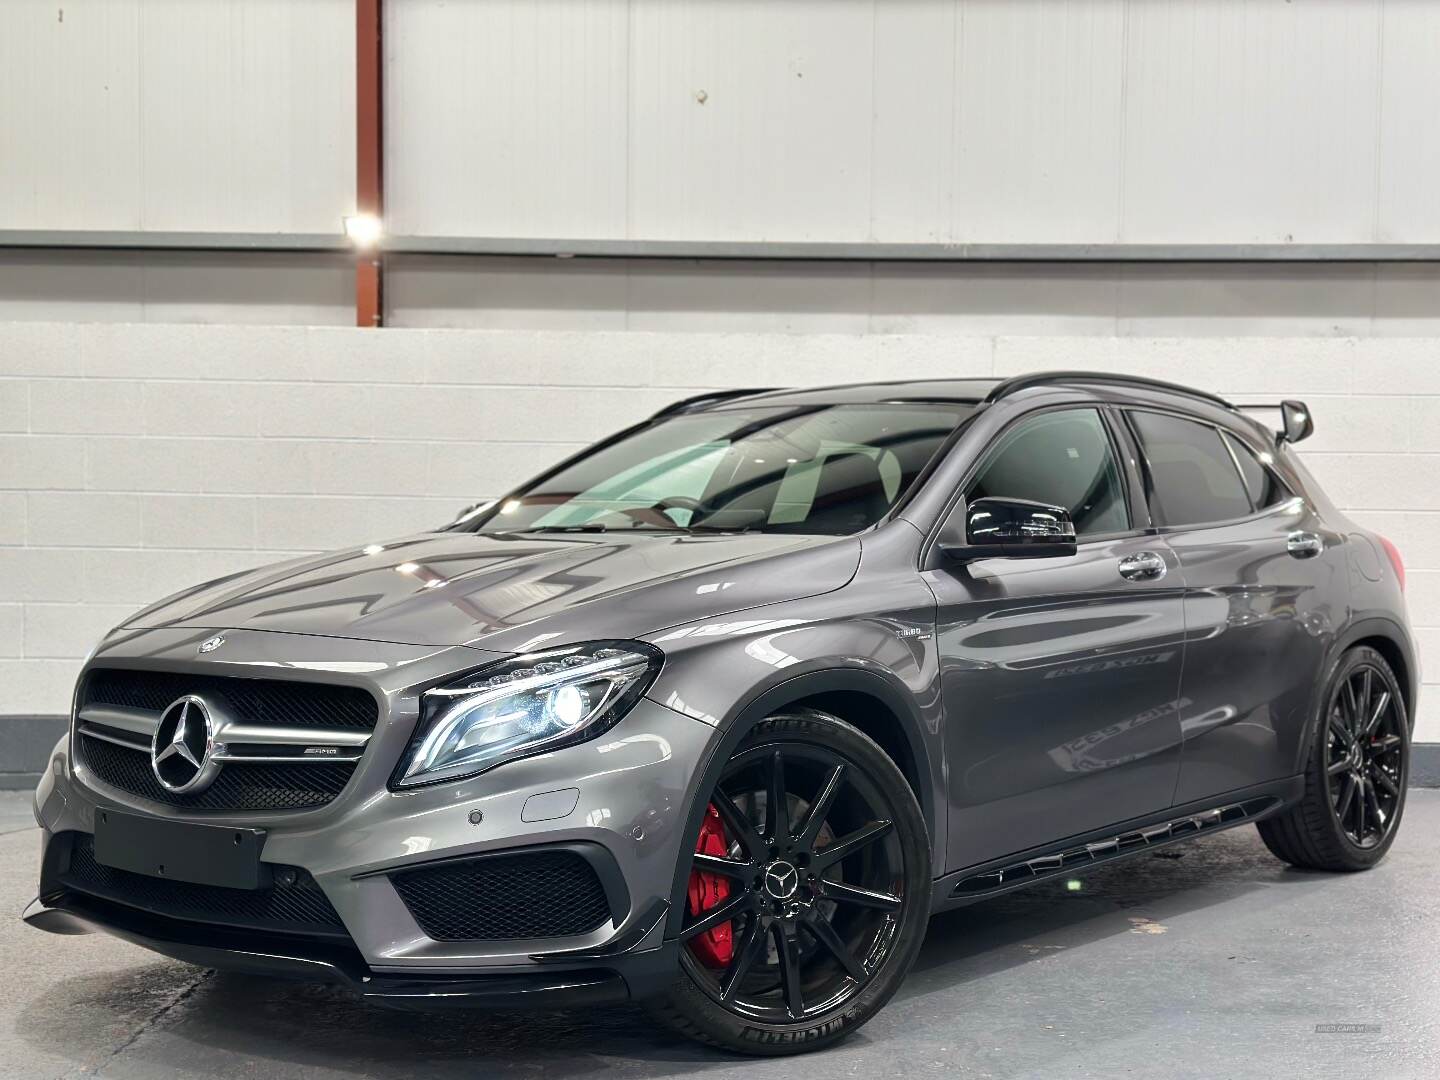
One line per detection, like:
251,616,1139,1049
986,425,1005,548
967,409,1128,536
1223,432,1288,510
1130,411,1251,526
468,404,968,536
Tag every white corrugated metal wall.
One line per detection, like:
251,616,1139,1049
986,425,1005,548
5,0,1440,245
0,0,355,233
383,0,1440,245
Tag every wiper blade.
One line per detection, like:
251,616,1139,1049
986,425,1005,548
515,523,703,535
521,525,614,533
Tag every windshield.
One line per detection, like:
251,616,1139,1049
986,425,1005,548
462,403,970,536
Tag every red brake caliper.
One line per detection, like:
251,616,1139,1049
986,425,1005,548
686,803,734,968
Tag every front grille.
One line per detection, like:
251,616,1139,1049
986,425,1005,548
82,669,378,731
79,736,354,812
74,668,377,813
60,832,346,937
392,850,613,941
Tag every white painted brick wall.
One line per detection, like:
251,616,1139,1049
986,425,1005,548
0,322,1435,742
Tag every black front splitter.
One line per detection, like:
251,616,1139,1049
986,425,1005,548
23,891,667,1011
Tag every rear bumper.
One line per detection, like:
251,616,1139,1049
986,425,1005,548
23,889,678,1010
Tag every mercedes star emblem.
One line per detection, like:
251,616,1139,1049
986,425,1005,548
763,860,800,900
151,695,221,794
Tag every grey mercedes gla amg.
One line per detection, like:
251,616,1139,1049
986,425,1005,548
26,371,1416,1054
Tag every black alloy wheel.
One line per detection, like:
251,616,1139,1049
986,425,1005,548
1258,646,1410,872
1325,662,1405,848
651,711,930,1055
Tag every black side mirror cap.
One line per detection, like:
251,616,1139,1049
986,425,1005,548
940,496,1078,561
1279,400,1313,444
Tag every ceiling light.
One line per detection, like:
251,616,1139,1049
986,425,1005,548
343,214,384,249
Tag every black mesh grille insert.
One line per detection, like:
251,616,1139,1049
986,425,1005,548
81,669,378,731
79,735,354,812
74,667,376,813
60,833,346,937
391,851,613,941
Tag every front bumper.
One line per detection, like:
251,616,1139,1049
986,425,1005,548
29,639,716,1002
22,891,677,1009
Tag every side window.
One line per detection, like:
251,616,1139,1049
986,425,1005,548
1223,431,1289,511
1129,411,1251,527
966,409,1129,536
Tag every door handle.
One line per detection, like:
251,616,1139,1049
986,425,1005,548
1287,531,1323,559
1118,551,1167,581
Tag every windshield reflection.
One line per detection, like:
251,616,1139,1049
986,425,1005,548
459,404,970,538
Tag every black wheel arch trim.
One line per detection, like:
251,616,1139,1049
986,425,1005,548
1296,614,1418,776
661,663,937,941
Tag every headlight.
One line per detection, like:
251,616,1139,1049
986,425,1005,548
393,641,662,788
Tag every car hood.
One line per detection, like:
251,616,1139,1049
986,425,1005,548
123,530,862,652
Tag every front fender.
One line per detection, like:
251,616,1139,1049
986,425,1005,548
639,567,944,938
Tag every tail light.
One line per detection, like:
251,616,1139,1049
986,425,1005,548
1377,535,1405,592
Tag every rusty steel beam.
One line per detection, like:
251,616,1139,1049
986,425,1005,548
355,0,384,327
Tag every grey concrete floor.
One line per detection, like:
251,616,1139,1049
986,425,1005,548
2,792,1437,1080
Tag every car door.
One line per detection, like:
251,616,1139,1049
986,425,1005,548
922,406,1188,873
1124,409,1341,805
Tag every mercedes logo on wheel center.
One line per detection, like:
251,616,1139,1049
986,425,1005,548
762,860,800,900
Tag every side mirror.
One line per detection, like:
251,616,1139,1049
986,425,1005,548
940,496,1078,560
1280,400,1313,444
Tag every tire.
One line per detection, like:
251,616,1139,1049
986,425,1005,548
649,710,931,1055
1257,646,1410,872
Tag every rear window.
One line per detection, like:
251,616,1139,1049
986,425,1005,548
1223,432,1289,511
1129,411,1252,527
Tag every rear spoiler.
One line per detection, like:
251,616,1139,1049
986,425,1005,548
1233,399,1314,445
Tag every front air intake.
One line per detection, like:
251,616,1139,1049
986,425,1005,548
390,848,615,941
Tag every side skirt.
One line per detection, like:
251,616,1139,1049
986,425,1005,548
930,775,1303,912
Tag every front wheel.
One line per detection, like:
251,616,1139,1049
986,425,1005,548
650,710,931,1055
1258,646,1410,872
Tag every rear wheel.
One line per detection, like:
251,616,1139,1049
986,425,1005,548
651,711,930,1055
1258,646,1409,871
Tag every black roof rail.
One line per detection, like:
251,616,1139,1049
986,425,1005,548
651,387,781,418
983,371,1234,410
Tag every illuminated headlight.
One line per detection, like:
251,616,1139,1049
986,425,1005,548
393,642,662,788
